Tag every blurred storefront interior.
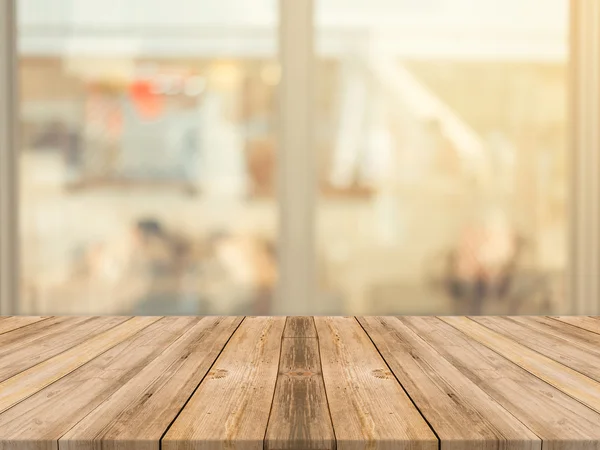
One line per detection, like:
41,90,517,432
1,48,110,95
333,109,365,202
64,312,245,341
18,0,568,315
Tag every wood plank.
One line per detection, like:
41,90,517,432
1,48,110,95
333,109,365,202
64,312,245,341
401,316,600,449
540,316,600,342
549,316,600,336
358,316,539,450
0,317,200,450
0,316,160,414
441,316,600,414
0,316,86,351
162,316,286,450
470,316,600,382
4,315,600,450
519,316,600,352
314,316,437,450
0,316,130,382
265,317,335,450
283,316,317,338
59,316,242,450
0,316,51,335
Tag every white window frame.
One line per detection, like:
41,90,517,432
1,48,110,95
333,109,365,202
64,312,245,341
276,0,317,315
0,0,19,316
569,0,600,315
1,0,599,315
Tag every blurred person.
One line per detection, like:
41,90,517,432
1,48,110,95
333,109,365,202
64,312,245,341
201,231,277,315
444,206,520,314
72,217,193,288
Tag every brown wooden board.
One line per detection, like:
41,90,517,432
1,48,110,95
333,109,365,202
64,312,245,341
265,317,335,450
60,316,243,450
402,316,600,450
442,316,600,414
471,316,600,383
162,317,286,450
358,316,539,450
0,316,51,336
0,316,599,450
0,317,190,450
315,316,438,450
0,316,130,382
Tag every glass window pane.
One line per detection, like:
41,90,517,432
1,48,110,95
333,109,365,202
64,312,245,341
18,0,279,315
316,0,569,315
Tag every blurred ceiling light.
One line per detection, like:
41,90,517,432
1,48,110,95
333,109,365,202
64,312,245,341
209,62,242,90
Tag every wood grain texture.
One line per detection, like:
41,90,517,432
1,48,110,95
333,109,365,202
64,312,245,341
401,316,600,450
265,317,335,450
0,316,159,415
0,316,130,382
315,316,438,450
0,316,51,335
537,317,600,347
0,316,86,357
162,316,286,450
551,316,600,335
0,317,198,450
283,317,317,338
358,316,539,450
441,316,600,414
2,316,600,450
60,316,243,450
471,316,600,382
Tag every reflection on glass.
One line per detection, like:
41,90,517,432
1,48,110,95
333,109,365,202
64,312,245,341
316,0,568,315
19,1,278,315
18,0,570,317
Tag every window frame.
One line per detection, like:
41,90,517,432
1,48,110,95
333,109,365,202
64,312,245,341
0,0,19,316
569,0,600,314
276,0,317,315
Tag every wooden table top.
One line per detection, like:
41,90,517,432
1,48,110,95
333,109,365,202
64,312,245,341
1,316,600,450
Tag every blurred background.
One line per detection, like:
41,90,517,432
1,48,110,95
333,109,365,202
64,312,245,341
17,0,568,316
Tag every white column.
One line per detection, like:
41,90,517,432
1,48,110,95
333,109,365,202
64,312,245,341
0,0,19,315
570,0,600,314
275,0,316,315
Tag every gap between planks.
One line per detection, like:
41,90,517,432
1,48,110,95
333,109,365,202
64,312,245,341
5,316,600,450
155,316,246,450
548,316,600,336
441,316,600,415
0,316,160,414
0,316,53,336
354,317,443,449
264,316,336,450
